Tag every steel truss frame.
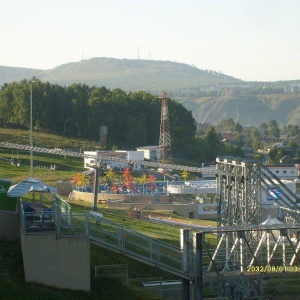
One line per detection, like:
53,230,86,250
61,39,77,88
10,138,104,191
216,157,261,228
199,224,300,300
215,158,262,299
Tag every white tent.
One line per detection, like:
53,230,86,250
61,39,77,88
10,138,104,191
261,215,284,241
261,215,283,226
7,178,57,198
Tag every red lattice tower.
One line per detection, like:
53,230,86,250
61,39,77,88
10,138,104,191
159,93,172,163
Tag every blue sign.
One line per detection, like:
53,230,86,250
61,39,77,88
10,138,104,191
267,187,281,200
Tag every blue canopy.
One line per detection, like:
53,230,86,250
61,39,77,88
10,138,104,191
7,178,57,198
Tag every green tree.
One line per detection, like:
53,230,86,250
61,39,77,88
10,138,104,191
235,134,244,147
282,125,300,137
203,126,223,160
268,120,280,139
278,148,286,159
269,146,279,164
287,140,298,149
250,128,261,151
259,122,269,135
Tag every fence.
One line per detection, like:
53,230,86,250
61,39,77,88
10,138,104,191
129,278,182,300
94,264,183,300
95,264,128,285
20,198,87,238
53,194,72,215
87,212,194,279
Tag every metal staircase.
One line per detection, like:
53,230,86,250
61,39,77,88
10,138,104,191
87,213,194,279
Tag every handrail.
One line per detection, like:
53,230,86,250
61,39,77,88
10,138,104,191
87,212,194,279
53,194,72,215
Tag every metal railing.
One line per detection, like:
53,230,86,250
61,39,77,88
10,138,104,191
20,204,195,279
53,194,72,215
20,199,86,237
56,213,87,237
95,264,129,285
0,142,218,175
87,212,194,279
20,200,56,234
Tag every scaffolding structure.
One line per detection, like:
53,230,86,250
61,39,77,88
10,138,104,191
216,157,261,228
215,157,263,299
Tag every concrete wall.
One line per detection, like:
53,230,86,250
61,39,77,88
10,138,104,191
71,191,215,219
21,233,90,291
197,203,217,220
71,190,171,203
57,180,73,196
107,201,198,219
0,211,20,241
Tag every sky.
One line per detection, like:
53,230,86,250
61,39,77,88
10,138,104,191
1,0,300,82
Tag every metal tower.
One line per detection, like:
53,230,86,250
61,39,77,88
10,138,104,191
159,93,172,163
216,157,263,299
216,157,261,229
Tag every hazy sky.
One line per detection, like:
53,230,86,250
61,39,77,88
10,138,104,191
1,0,300,81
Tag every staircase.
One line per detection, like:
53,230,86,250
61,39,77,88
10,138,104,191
87,213,194,279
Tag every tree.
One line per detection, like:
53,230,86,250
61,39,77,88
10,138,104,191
269,146,279,164
235,134,244,147
287,140,298,149
282,125,300,137
203,126,223,160
259,123,269,135
250,128,261,151
278,148,286,159
268,120,280,139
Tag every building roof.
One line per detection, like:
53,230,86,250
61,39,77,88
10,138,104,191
136,145,160,150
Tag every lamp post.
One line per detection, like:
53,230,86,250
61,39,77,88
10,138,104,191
29,80,35,177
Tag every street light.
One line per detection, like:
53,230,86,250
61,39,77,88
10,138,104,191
29,80,36,177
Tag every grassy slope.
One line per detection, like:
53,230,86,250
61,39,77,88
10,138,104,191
0,128,101,185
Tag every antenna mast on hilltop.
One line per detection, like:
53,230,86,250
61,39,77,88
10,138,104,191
159,93,172,163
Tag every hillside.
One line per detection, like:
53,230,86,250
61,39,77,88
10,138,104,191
0,66,41,85
0,57,240,93
0,58,299,127
179,94,300,127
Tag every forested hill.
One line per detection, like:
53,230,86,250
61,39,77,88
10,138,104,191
179,94,300,127
0,58,240,93
0,81,196,158
1,58,299,128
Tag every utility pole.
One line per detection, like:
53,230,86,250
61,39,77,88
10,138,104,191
29,80,36,177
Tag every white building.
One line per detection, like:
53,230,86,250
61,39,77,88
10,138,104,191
84,150,144,171
136,146,161,160
201,163,217,180
167,180,216,195
263,164,299,180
